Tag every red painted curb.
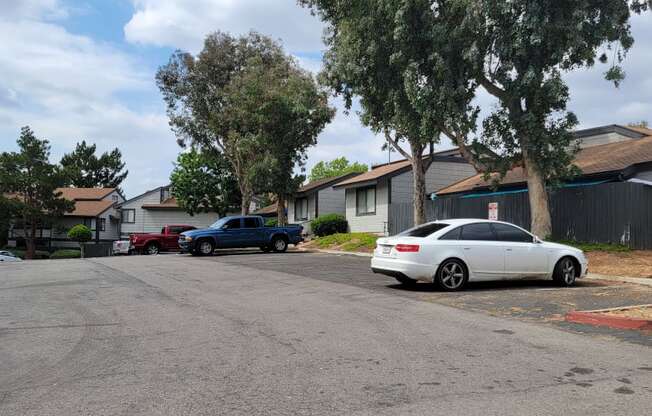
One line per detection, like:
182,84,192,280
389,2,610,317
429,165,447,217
566,311,652,331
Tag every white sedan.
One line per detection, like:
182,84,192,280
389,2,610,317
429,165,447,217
0,250,22,263
371,219,587,291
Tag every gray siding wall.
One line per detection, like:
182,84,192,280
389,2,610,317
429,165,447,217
391,160,477,203
578,132,637,148
317,186,346,217
346,178,389,234
120,189,217,238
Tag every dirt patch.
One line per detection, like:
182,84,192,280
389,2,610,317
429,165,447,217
586,250,652,278
601,305,652,320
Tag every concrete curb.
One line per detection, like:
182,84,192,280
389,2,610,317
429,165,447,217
585,273,652,287
566,305,652,331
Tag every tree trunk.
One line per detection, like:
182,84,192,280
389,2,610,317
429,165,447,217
239,182,252,215
276,194,287,226
410,142,427,226
523,156,552,238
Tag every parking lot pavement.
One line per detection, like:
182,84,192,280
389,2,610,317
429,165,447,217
208,250,652,346
2,254,652,415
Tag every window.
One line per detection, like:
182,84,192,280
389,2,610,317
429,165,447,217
399,223,449,238
460,223,496,241
295,198,308,220
168,226,185,234
356,186,376,216
224,218,241,229
243,217,260,228
98,218,106,232
121,209,135,223
112,194,119,202
83,218,94,229
491,223,533,243
439,226,461,240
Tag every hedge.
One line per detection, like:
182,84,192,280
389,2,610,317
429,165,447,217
310,214,348,237
49,249,82,259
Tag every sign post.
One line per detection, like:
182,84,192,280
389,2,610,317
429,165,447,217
488,202,498,221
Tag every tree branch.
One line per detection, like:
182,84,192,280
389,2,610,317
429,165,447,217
440,125,488,173
478,74,508,101
383,129,412,161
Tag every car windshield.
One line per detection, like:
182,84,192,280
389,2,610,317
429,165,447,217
398,222,450,238
210,217,231,229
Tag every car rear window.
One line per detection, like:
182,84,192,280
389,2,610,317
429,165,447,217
398,223,449,238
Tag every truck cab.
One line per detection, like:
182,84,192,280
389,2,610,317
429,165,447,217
178,215,303,256
130,225,197,255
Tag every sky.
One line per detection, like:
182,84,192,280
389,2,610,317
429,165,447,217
0,0,651,198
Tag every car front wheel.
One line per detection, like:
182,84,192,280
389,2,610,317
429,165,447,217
435,259,468,291
553,257,577,286
197,240,215,256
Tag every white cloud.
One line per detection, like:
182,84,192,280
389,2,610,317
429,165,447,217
125,0,324,54
0,14,179,197
0,0,68,20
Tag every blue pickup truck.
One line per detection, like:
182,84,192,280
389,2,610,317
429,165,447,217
178,215,304,256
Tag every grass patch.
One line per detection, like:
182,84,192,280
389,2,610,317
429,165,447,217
49,249,81,259
549,239,631,253
311,232,379,252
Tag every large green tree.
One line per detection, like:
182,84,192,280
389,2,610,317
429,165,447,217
60,140,128,190
157,32,289,214
0,127,74,258
223,57,334,225
309,157,368,182
302,0,650,236
170,148,241,217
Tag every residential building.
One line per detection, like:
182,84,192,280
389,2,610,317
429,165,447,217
334,149,477,234
7,188,124,249
118,185,219,238
437,125,652,197
285,172,361,234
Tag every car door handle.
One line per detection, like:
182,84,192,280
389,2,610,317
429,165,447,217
506,248,513,251
463,247,471,250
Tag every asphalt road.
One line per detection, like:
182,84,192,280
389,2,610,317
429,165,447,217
1,253,651,415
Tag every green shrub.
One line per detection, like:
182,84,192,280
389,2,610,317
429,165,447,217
265,218,278,227
49,249,81,259
310,214,348,237
313,232,378,251
67,224,92,242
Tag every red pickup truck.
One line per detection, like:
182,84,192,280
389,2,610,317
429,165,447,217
130,225,197,255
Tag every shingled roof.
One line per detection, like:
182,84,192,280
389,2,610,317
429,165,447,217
438,134,652,196
334,148,464,188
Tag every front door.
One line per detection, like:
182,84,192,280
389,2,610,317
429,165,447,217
458,223,505,280
220,218,244,248
491,223,548,277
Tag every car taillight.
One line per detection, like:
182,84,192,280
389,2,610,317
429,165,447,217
395,244,420,252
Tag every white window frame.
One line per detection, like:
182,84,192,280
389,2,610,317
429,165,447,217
356,186,376,216
295,197,309,221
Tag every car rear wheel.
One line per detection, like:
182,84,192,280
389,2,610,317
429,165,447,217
435,259,468,291
197,240,215,256
271,236,288,253
144,243,159,255
553,257,577,286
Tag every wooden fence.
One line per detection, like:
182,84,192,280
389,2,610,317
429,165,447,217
388,182,652,249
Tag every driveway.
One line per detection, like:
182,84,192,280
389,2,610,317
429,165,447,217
1,253,651,415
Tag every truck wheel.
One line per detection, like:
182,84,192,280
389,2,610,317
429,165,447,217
144,243,160,255
271,236,288,253
197,239,215,256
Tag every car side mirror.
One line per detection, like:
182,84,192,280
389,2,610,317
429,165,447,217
533,236,542,244
222,225,230,230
